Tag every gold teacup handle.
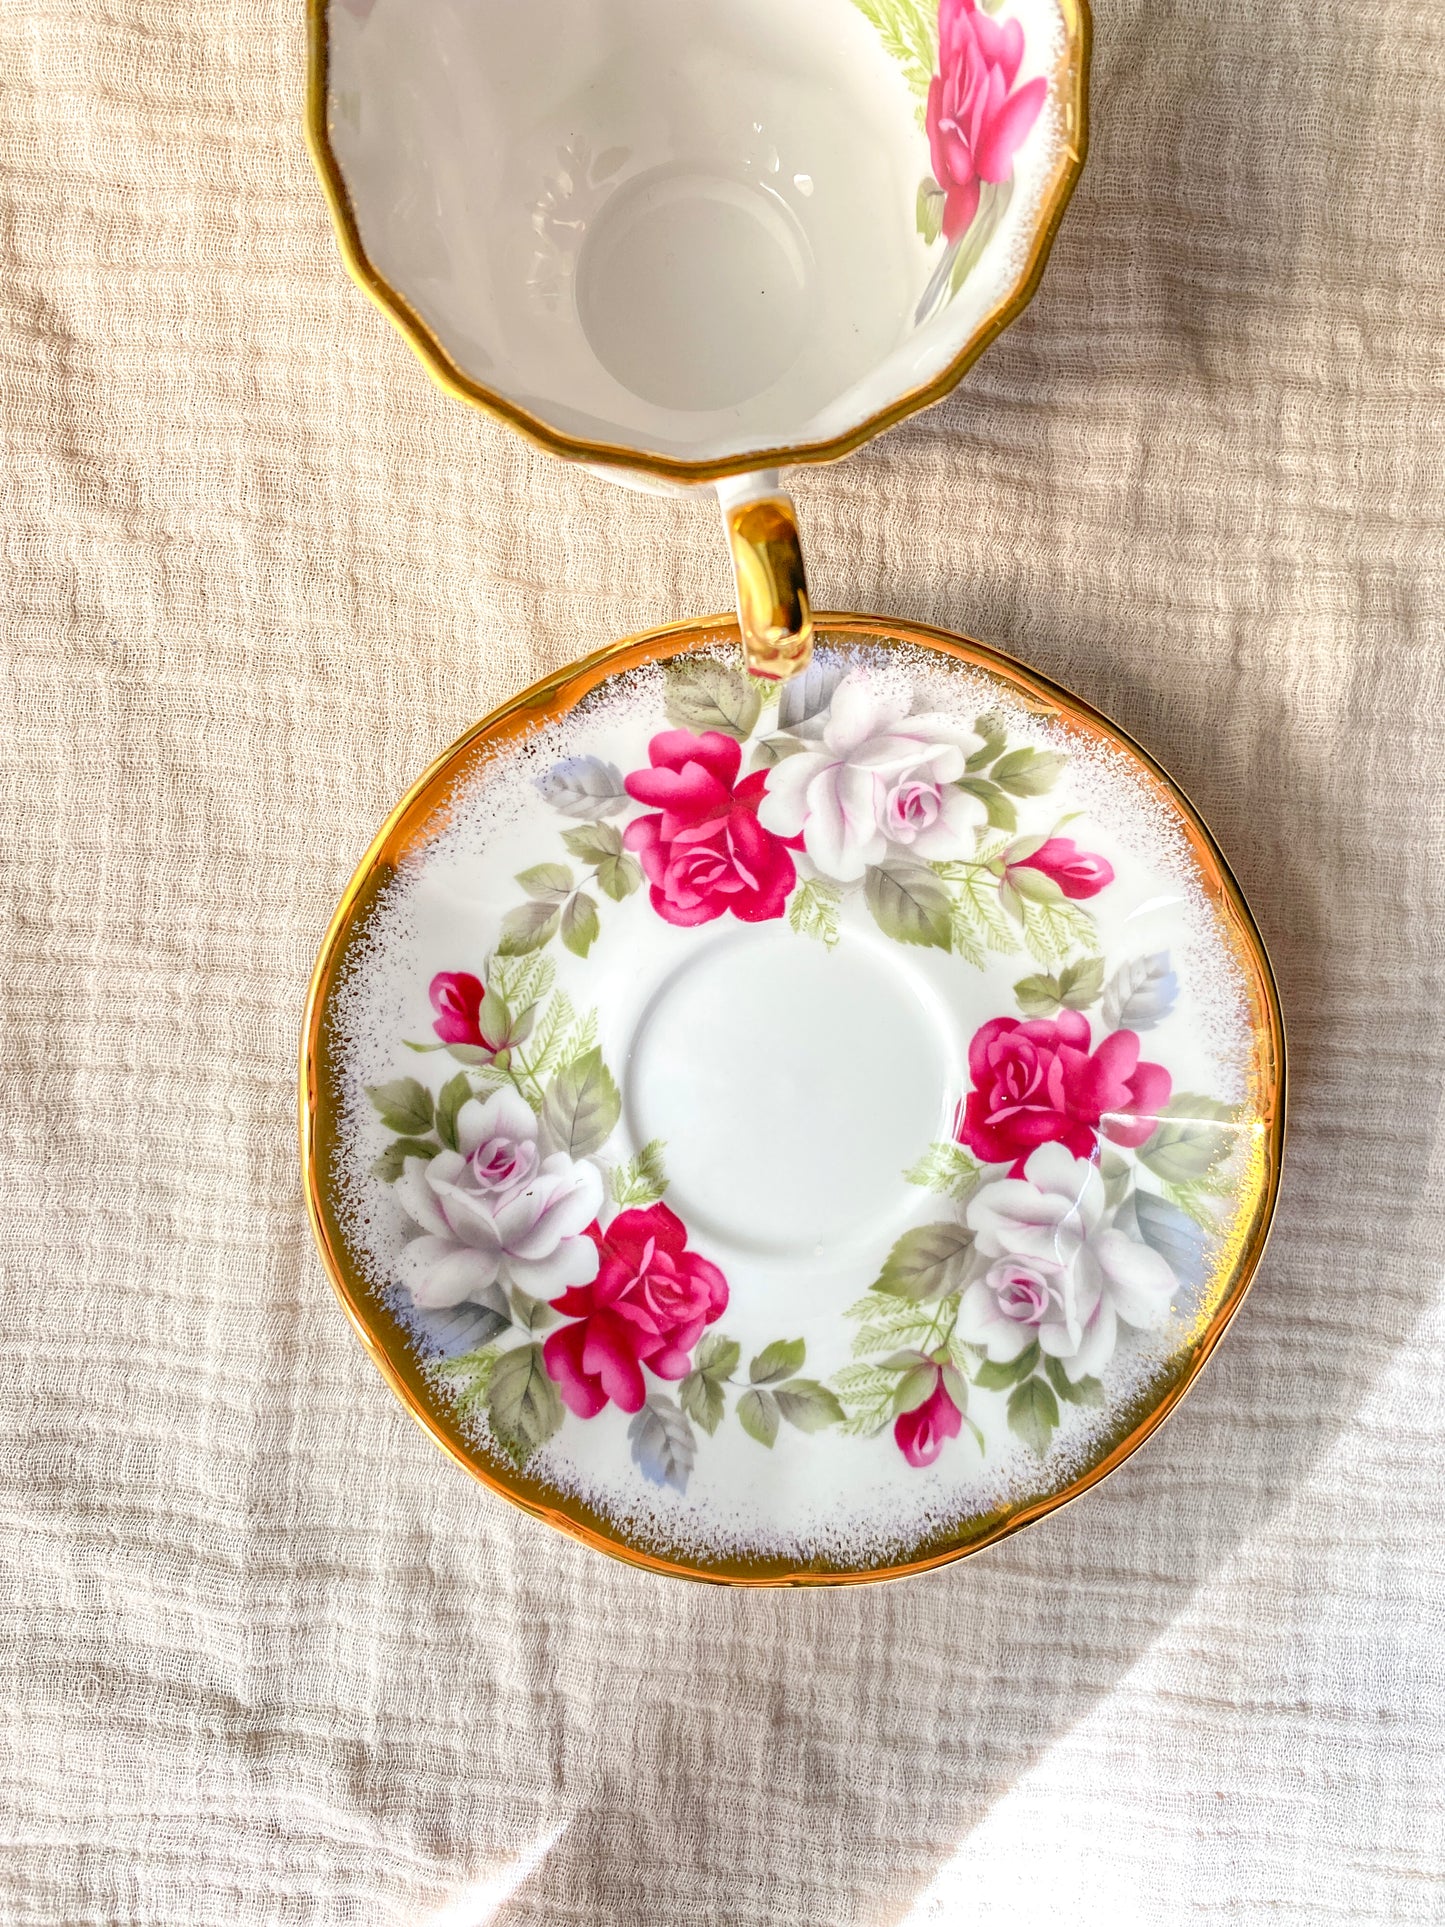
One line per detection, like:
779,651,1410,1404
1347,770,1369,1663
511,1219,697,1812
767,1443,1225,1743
716,472,813,682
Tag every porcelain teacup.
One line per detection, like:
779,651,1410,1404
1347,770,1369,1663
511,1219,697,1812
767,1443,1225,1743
308,0,1088,674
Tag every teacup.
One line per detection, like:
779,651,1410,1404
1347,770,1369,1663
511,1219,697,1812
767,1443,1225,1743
307,0,1089,675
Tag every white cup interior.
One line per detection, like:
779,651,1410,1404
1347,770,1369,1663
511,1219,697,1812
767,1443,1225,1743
325,0,1075,467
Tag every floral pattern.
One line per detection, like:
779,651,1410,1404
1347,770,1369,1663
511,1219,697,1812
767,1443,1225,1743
850,0,1050,326
357,646,1248,1497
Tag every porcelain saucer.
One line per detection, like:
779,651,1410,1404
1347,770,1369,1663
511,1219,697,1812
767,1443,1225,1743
301,615,1284,1585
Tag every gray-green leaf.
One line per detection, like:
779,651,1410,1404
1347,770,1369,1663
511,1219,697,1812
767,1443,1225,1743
561,891,600,959
516,862,574,903
748,733,808,773
595,850,643,902
695,1332,741,1380
1014,971,1064,1017
774,1380,845,1433
974,1343,1040,1390
1057,956,1106,1010
663,657,761,741
540,1047,621,1159
371,1135,440,1181
366,1077,434,1135
737,1386,780,1448
916,176,945,245
750,1337,806,1384
510,1287,556,1333
487,1344,564,1462
874,1222,974,1302
680,1368,726,1435
497,899,561,956
1044,1354,1104,1406
434,1072,472,1151
1138,1095,1237,1183
992,747,1067,797
1007,1374,1060,1457
864,859,952,949
561,822,623,864
957,774,1018,832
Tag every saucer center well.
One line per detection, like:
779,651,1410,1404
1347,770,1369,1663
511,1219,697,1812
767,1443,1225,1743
623,926,952,1259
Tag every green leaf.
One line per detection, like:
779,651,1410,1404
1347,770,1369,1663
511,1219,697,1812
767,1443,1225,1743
903,1140,981,1201
1058,956,1106,1011
695,1333,741,1380
680,1368,726,1436
487,1344,564,1462
892,1362,939,1415
750,1337,806,1385
510,1287,556,1333
832,1362,908,1438
789,875,843,948
525,991,576,1078
974,1343,1040,1390
992,747,1067,798
1138,1096,1237,1183
476,996,514,1051
516,862,574,902
865,859,952,949
1007,1375,1060,1456
1014,971,1064,1017
1018,893,1099,968
965,714,1007,771
561,890,600,959
560,822,622,863
366,1077,434,1135
434,1072,473,1152
916,177,945,245
951,865,1019,958
595,850,643,902
774,1380,845,1433
497,899,561,956
609,1137,668,1210
957,775,1018,832
436,1343,503,1418
371,1135,440,1181
737,1386,780,1448
663,657,762,741
1044,1355,1104,1406
540,1047,621,1159
1008,863,1066,904
627,1395,696,1492
874,1222,973,1302
748,733,807,773
948,174,1014,294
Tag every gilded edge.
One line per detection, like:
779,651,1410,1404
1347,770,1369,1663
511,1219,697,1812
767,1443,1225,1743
299,613,1288,1588
302,0,1092,485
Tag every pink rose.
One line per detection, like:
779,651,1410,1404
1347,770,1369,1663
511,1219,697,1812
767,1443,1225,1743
894,1369,964,1468
958,1010,1172,1172
543,1203,729,1417
927,0,1048,242
623,730,797,927
429,971,486,1048
1008,837,1114,901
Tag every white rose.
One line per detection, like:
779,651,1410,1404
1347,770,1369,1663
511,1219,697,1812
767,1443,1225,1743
959,1142,1177,1381
394,1087,602,1309
756,673,985,881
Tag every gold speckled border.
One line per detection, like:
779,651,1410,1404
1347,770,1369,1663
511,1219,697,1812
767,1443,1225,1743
303,0,1091,484
299,614,1287,1587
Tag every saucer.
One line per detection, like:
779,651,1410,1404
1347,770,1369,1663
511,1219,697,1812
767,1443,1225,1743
301,615,1284,1585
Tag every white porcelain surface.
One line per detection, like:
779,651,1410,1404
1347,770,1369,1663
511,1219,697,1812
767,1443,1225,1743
325,0,1074,463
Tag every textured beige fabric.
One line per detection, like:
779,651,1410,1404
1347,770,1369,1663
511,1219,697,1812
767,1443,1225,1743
2,0,1444,1922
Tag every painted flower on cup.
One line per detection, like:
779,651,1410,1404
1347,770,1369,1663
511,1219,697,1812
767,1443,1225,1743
959,1009,1171,1172
756,674,983,879
961,1142,1178,1380
623,729,797,927
1007,837,1114,901
394,1088,603,1307
894,1367,965,1468
428,970,487,1048
544,1203,729,1416
928,0,1048,243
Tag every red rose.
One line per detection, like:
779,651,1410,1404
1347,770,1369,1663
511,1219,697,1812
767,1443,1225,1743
959,1010,1171,1172
927,0,1048,242
1008,837,1114,901
543,1203,728,1417
894,1370,964,1468
623,730,796,928
429,970,486,1047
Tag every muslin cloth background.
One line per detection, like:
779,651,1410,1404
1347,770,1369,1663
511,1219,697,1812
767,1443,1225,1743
2,0,1443,1921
